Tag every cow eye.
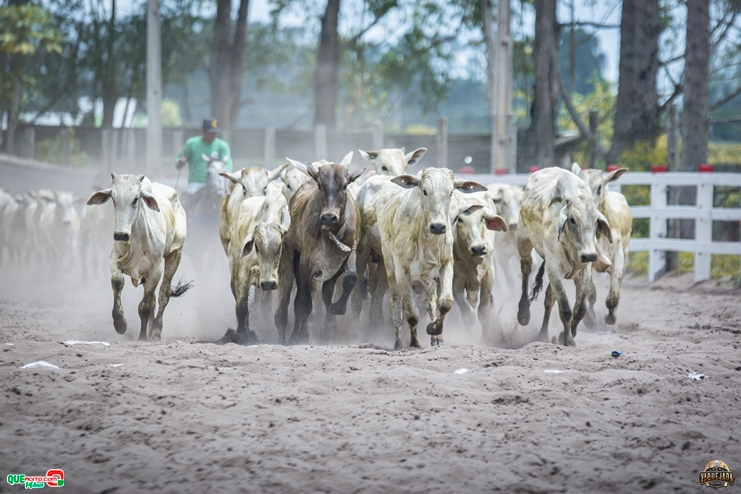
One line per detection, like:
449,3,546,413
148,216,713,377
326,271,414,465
382,166,388,172
569,217,575,225
457,217,462,223
423,189,427,196
286,184,292,190
597,186,602,195
254,244,259,253
132,197,138,206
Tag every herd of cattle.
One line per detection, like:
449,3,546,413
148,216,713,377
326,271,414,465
0,148,632,348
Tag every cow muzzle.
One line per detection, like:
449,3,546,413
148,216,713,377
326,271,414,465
321,213,339,226
508,223,517,232
430,223,446,235
471,246,486,257
260,280,278,291
113,232,130,242
580,253,597,263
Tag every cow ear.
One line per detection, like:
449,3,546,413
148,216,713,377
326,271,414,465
241,237,254,257
571,163,582,175
485,214,508,232
280,208,291,232
339,151,353,167
391,175,419,189
489,190,503,204
606,167,629,183
455,180,487,193
405,147,427,167
140,191,160,212
111,172,118,181
460,204,483,216
597,213,613,243
348,168,365,184
136,174,145,182
286,158,308,175
359,150,377,162
558,205,568,241
268,164,289,183
219,172,241,185
87,189,112,206
306,162,319,182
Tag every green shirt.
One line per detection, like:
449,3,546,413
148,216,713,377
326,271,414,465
175,136,233,183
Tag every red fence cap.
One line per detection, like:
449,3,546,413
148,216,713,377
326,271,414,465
529,166,540,173
494,167,507,175
698,164,714,173
650,164,668,173
460,166,475,175
606,164,620,172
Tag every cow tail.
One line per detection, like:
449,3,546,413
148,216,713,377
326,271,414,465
529,261,546,301
171,277,194,298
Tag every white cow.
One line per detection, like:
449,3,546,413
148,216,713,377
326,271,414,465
571,164,631,325
88,174,189,341
376,168,487,348
38,191,80,272
224,185,290,344
516,167,613,346
0,193,22,266
79,203,111,282
450,192,507,329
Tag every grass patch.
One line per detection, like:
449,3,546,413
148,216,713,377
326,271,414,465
626,251,740,278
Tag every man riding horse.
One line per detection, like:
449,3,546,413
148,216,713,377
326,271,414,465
175,118,233,214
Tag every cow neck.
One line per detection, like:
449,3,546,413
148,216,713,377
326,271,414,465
118,205,155,268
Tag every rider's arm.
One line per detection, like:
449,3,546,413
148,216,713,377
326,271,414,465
175,141,189,169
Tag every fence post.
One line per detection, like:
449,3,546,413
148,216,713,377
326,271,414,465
666,103,680,272
264,127,276,167
436,116,448,168
21,127,35,159
111,129,119,173
315,124,327,160
372,119,383,150
587,110,598,169
695,181,713,282
101,129,111,175
62,128,71,165
649,177,667,282
127,129,137,173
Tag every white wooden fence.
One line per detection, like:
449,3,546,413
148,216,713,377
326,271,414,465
463,171,741,283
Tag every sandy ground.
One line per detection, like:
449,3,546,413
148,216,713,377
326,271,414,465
1,244,741,493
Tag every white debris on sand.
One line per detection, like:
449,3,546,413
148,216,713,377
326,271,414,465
109,363,124,368
63,340,111,347
688,371,708,381
20,361,61,370
5,343,13,346
453,368,470,374
544,369,567,373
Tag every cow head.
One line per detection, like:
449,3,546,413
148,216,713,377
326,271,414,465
571,163,628,210
202,154,229,196
308,162,363,230
359,147,427,176
221,167,271,198
53,191,77,225
279,164,311,202
556,195,613,266
87,173,159,243
241,194,291,291
487,184,524,232
392,168,487,236
453,200,507,264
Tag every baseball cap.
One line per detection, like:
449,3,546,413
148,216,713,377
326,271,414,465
202,118,220,133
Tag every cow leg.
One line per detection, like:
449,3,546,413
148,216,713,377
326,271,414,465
570,269,590,340
150,249,184,342
516,230,534,326
274,243,295,345
138,267,161,341
538,283,555,342
330,251,357,316
351,241,370,320
110,260,128,336
477,269,495,331
583,275,597,329
427,261,454,346
321,272,341,337
545,261,574,347
453,275,475,328
290,256,313,345
234,280,257,345
369,258,388,327
605,246,625,325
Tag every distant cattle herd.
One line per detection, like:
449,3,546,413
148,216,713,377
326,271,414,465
0,149,631,347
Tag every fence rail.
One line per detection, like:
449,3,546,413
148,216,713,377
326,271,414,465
464,172,741,283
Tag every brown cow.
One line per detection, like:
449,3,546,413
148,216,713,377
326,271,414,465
275,160,363,344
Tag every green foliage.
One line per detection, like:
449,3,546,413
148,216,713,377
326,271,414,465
0,5,63,57
558,28,606,95
626,252,741,279
35,129,91,167
161,99,182,127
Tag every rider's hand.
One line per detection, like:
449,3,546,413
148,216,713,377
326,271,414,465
177,157,187,169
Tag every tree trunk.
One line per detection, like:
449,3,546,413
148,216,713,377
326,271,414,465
679,0,710,239
211,0,233,126
607,0,660,163
314,0,341,129
228,0,249,128
482,0,498,172
6,74,22,155
101,0,118,129
517,0,557,172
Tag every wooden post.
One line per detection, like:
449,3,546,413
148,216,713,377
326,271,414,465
482,0,498,173
62,128,71,166
497,0,513,173
315,124,327,160
695,181,713,282
372,119,383,150
436,116,448,168
127,129,137,173
21,127,35,159
264,127,276,167
102,129,111,175
110,129,119,172
588,110,599,169
666,103,680,271
146,0,163,178
649,177,668,281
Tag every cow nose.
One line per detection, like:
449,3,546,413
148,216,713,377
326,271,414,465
321,213,338,226
63,220,71,225
471,246,486,256
260,281,278,291
113,232,130,242
430,223,446,235
508,223,517,232
581,253,597,263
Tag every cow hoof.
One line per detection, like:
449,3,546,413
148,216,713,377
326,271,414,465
426,321,443,336
536,329,549,343
559,332,576,347
235,330,259,346
394,340,404,350
113,317,128,335
583,310,596,329
149,334,161,342
430,336,444,347
329,301,347,316
289,332,309,346
410,337,421,348
517,308,530,326
605,313,616,325
216,329,237,344
138,332,148,342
